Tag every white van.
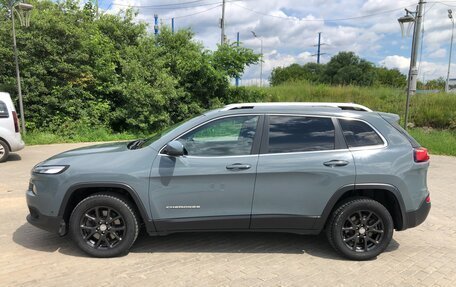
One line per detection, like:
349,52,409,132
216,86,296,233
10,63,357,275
0,92,25,162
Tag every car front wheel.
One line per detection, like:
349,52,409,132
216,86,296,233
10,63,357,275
69,194,139,258
326,198,394,260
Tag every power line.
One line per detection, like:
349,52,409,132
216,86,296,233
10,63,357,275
112,0,210,8
111,0,244,10
231,2,417,22
162,4,222,20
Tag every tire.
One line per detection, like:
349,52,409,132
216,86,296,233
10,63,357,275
0,140,10,163
326,198,394,261
69,194,139,258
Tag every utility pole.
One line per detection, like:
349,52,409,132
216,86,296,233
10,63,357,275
446,9,454,93
404,0,425,129
312,32,326,64
172,18,175,34
236,32,240,87
251,31,263,87
220,0,226,45
154,14,159,36
95,0,99,18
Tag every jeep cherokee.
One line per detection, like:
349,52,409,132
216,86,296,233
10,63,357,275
26,102,431,260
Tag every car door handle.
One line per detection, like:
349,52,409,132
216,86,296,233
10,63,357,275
226,163,252,171
323,160,349,167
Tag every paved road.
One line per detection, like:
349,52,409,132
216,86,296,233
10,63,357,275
0,143,455,287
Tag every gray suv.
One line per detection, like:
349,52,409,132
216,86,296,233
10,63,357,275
26,103,431,260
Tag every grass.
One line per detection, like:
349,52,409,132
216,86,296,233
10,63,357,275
251,81,456,129
409,128,456,156
23,127,139,145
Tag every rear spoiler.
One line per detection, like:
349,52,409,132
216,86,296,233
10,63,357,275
378,112,400,123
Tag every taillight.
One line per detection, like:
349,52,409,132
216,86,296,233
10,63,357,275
12,111,19,133
425,195,431,203
414,147,430,163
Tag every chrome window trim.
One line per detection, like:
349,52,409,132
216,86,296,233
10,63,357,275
158,113,388,157
158,114,263,157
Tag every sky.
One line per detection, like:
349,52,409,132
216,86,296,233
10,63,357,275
97,0,456,85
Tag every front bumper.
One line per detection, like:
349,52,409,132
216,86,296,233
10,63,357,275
404,195,431,229
26,206,66,235
26,187,67,235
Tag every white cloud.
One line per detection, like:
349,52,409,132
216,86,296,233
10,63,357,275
428,48,447,58
104,0,456,81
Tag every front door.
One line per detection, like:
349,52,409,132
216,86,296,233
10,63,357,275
251,115,355,230
149,115,263,232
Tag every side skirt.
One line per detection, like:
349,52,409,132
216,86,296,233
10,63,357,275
148,215,320,236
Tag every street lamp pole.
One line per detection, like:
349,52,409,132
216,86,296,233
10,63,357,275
446,9,454,93
398,0,425,129
10,1,33,134
251,31,263,87
11,5,25,134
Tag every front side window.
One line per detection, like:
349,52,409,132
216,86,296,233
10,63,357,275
268,116,335,153
339,119,384,148
177,115,259,156
0,101,8,118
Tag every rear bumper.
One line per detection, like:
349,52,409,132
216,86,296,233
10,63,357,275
10,137,25,152
404,195,431,229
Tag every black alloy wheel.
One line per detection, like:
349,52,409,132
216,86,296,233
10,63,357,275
79,206,126,249
70,194,139,258
326,198,393,260
341,210,385,252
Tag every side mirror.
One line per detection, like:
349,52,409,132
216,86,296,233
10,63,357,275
164,141,185,157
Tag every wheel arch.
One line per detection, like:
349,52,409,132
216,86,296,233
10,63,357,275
0,136,11,151
59,182,156,234
315,184,407,232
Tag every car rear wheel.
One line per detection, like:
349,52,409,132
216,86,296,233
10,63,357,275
69,194,139,258
0,140,10,163
326,198,393,260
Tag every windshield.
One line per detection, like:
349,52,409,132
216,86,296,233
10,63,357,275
142,114,205,147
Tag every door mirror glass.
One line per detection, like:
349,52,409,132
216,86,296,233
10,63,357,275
164,140,185,157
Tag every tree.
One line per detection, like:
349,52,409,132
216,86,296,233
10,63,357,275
375,67,407,88
0,0,260,134
269,63,325,86
323,51,376,86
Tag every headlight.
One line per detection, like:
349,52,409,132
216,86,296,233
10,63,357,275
33,165,69,175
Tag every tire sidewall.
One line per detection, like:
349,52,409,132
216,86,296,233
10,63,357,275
332,200,394,260
69,195,138,258
0,140,10,163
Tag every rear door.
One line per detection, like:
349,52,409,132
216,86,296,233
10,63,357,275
251,115,355,230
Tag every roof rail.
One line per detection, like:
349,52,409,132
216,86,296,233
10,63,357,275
222,102,372,112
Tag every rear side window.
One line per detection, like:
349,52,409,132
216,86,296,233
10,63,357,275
267,116,335,153
0,101,8,118
339,119,384,148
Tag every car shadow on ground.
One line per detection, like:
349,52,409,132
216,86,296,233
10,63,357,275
7,153,21,161
13,223,399,260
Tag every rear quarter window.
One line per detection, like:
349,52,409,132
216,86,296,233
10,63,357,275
339,119,384,148
0,101,9,118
